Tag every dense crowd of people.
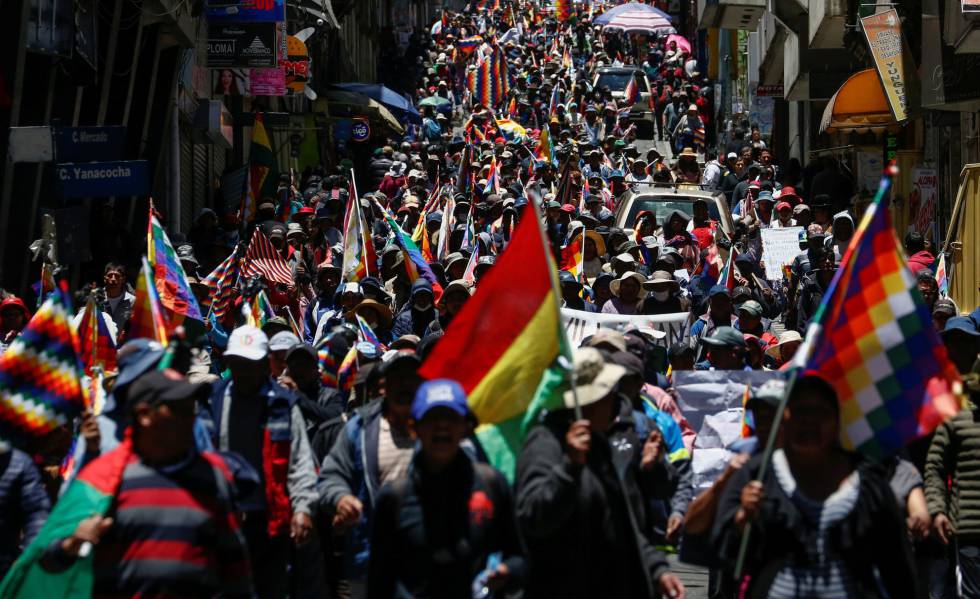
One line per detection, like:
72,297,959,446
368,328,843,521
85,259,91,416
0,1,979,598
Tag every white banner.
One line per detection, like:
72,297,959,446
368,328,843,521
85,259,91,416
760,226,803,281
561,309,690,348
671,370,787,489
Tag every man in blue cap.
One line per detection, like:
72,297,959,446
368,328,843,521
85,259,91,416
695,326,749,371
940,316,980,375
367,379,525,597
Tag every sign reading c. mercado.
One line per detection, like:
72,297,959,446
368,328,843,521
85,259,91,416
206,23,278,68
56,160,150,198
861,9,909,122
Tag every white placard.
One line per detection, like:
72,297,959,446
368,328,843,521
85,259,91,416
760,226,803,281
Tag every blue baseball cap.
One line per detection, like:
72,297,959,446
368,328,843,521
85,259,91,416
709,284,732,298
412,379,470,421
941,316,980,338
756,191,774,203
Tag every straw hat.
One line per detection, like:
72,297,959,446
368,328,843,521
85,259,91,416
562,348,627,409
346,299,393,329
642,270,680,291
609,271,647,298
765,330,803,359
585,230,607,256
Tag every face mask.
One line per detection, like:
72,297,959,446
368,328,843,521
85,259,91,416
651,290,670,302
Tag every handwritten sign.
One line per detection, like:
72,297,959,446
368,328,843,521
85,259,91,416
760,226,803,281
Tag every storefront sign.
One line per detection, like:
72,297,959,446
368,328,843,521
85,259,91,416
54,126,126,163
56,160,150,198
250,68,287,96
861,9,909,121
910,167,938,236
351,120,371,142
755,84,784,97
206,0,285,22
283,35,310,94
206,23,278,68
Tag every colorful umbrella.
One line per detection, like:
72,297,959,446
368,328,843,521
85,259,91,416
667,34,692,54
593,2,673,24
602,10,676,34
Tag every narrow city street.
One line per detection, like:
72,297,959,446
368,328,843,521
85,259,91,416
0,0,977,598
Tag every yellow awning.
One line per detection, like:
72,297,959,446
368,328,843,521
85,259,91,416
819,69,897,134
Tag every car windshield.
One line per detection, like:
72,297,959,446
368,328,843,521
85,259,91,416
596,72,648,93
623,196,720,229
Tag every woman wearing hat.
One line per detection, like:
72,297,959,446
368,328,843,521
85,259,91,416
764,330,803,369
583,230,607,283
672,147,701,184
640,271,688,315
347,299,394,346
601,271,647,315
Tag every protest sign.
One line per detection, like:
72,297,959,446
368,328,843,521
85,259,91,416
560,309,689,348
671,370,786,488
760,226,803,281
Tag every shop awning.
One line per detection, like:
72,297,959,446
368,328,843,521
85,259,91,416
318,91,405,135
819,68,898,134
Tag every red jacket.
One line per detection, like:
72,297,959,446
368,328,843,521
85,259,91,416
908,250,935,274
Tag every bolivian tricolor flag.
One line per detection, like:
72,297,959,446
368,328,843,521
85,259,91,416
419,205,571,481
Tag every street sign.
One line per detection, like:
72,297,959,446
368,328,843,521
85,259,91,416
352,120,370,142
206,23,278,68
54,126,126,163
7,127,53,163
56,160,150,198
206,0,285,22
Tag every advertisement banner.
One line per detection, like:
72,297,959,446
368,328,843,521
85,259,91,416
206,0,285,22
560,309,689,348
206,23,278,68
910,167,938,237
211,68,286,96
861,9,909,121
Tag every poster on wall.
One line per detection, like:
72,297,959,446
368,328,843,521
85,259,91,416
909,167,938,237
856,151,883,197
749,83,774,136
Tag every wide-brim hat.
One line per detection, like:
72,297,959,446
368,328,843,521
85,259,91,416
764,330,803,359
609,271,647,298
642,270,679,291
562,347,627,409
584,230,606,256
679,147,698,158
346,299,393,329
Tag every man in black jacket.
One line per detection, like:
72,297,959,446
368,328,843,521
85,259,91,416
368,379,526,598
515,347,686,599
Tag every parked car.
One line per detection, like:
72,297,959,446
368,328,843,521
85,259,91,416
592,67,654,138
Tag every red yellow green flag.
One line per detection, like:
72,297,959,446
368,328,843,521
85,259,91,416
419,205,571,481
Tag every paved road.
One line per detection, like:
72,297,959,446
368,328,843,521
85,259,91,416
634,138,674,164
668,554,711,599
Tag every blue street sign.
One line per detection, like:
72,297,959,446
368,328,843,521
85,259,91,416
54,126,127,163
56,160,150,198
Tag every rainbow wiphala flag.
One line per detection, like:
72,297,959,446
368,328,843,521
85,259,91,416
0,284,86,443
798,169,962,459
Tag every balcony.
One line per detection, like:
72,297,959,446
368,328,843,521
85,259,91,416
698,0,767,30
808,0,846,49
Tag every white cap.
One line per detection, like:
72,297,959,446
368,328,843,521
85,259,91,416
727,152,738,160
342,282,363,295
268,331,300,352
225,326,269,361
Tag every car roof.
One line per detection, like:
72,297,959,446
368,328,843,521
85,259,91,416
596,67,645,75
614,187,735,234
